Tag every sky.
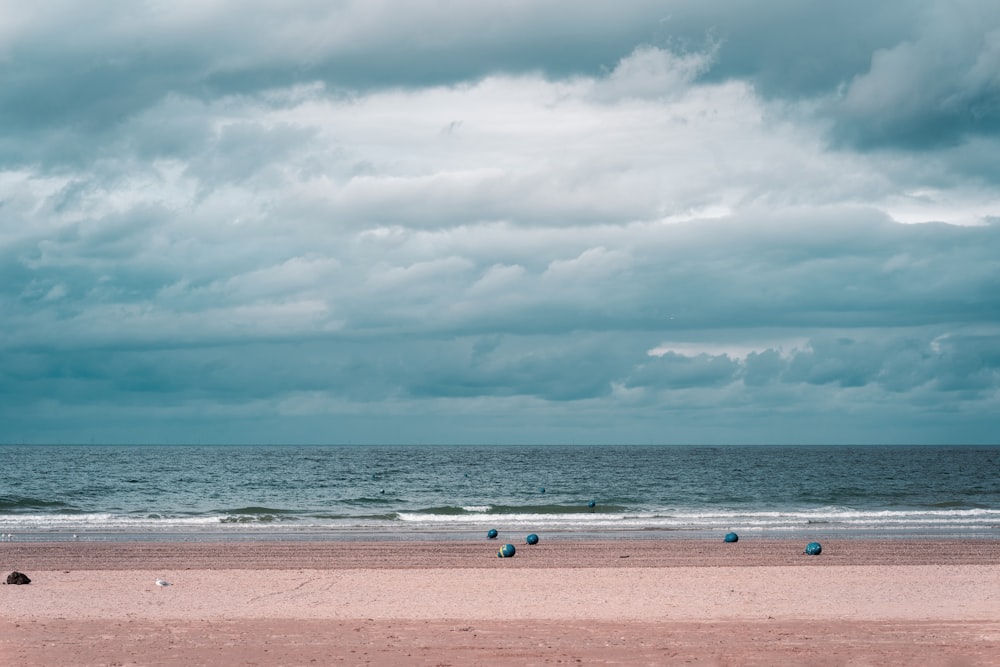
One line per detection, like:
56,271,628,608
2,1,999,446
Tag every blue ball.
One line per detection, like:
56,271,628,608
525,533,539,545
539,487,546,493
724,532,739,543
487,529,498,539
805,542,822,555
588,500,596,508
498,543,516,558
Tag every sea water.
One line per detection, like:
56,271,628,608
1,445,998,541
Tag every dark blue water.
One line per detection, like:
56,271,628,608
1,445,998,541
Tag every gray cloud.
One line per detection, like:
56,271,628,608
830,1,1000,149
1,2,998,444
7,1,999,167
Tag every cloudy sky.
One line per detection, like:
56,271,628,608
2,1,999,445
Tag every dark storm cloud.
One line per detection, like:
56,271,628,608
830,1,1000,149
0,1,666,164
6,0,999,170
2,1,999,444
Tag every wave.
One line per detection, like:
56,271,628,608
219,514,294,524
0,496,76,512
216,506,303,516
927,500,994,510
0,512,223,531
2,505,998,537
339,496,400,506
400,503,624,517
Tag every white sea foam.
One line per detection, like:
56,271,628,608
0,513,223,532
392,506,1000,535
4,508,998,540
461,505,492,513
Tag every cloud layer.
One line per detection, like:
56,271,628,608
2,1,999,444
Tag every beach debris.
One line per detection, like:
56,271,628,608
487,528,498,539
804,542,822,555
724,532,739,543
525,533,539,545
5,571,31,585
498,543,516,558
155,578,171,586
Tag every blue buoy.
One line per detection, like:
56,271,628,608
588,500,596,508
525,533,539,545
539,487,546,494
724,532,739,543
487,529,498,540
498,543,516,558
805,542,822,555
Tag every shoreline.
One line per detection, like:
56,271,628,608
5,525,1000,545
3,537,1000,570
3,538,998,665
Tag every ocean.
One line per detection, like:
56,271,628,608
1,445,998,542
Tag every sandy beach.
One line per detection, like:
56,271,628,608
2,539,998,665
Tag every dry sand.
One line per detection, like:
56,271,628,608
2,539,998,665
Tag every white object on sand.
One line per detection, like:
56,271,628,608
155,579,171,586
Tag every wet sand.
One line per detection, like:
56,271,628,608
2,539,998,665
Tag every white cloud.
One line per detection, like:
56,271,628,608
543,247,630,281
593,44,717,102
647,340,806,362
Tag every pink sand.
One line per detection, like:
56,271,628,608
2,539,998,665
